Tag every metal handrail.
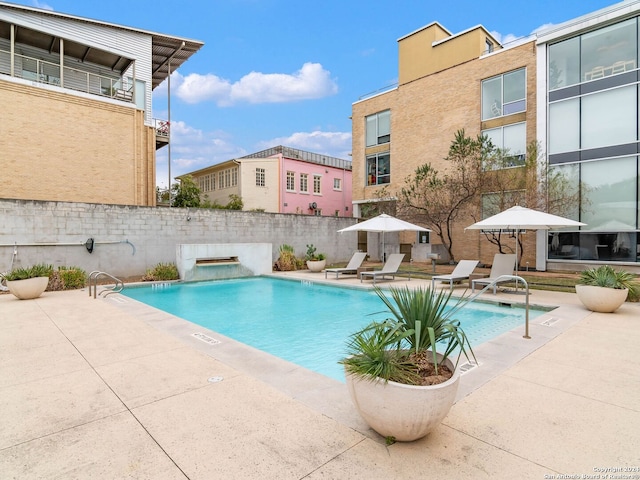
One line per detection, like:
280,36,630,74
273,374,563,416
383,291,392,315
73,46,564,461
460,274,531,339
88,271,124,299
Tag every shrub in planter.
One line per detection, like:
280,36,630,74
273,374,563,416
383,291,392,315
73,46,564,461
340,286,475,441
1,264,53,299
576,265,640,312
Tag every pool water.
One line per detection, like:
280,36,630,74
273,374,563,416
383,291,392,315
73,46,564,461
122,277,546,382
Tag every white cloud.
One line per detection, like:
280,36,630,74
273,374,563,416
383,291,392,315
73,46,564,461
489,30,520,46
173,62,338,106
31,1,53,10
155,120,248,187
256,130,352,160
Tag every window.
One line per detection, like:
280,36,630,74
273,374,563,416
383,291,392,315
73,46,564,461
549,86,636,154
481,68,526,120
300,173,308,193
286,171,295,191
485,39,494,54
581,156,637,230
365,110,390,146
313,175,321,194
333,178,342,191
549,18,638,91
216,168,237,189
366,152,390,186
482,123,526,167
255,168,265,187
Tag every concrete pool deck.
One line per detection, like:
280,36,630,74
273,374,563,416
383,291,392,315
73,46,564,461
1,272,639,478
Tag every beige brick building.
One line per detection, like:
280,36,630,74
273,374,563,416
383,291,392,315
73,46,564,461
351,22,537,266
0,2,202,206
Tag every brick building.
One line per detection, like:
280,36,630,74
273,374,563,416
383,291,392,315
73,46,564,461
0,2,202,206
351,22,537,265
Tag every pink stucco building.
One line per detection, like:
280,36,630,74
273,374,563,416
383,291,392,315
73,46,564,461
184,145,353,216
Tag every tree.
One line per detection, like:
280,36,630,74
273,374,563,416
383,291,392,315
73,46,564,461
171,175,201,208
478,141,582,266
397,130,491,262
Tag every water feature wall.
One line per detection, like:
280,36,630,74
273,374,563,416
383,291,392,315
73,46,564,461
176,243,272,281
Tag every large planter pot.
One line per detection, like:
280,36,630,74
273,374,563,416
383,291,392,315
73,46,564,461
6,276,50,300
306,259,326,273
575,284,628,313
345,354,460,442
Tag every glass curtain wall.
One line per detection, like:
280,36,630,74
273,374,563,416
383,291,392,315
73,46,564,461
547,17,640,263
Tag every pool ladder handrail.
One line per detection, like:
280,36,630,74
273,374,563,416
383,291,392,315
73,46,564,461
88,270,124,299
457,274,531,339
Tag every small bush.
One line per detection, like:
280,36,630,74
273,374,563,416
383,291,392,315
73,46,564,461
58,266,87,290
142,263,179,281
274,244,298,271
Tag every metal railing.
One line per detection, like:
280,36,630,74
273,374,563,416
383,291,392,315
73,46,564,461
88,271,124,299
0,49,133,102
462,274,532,339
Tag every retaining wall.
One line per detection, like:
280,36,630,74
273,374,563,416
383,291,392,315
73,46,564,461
0,199,358,278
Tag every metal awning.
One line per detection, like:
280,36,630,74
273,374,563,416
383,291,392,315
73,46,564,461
0,2,204,89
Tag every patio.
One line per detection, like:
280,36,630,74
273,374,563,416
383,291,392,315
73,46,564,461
1,272,639,478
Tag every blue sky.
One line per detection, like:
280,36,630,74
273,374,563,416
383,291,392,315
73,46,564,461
12,0,620,187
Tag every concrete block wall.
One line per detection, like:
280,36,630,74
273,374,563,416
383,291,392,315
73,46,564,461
0,199,358,278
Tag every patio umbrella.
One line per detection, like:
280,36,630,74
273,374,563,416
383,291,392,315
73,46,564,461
338,213,430,261
465,205,586,271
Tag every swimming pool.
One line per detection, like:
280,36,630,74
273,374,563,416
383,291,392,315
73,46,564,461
122,277,546,382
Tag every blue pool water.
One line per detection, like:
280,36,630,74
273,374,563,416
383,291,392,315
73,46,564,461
122,277,546,382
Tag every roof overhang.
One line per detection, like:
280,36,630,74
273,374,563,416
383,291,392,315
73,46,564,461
0,1,203,89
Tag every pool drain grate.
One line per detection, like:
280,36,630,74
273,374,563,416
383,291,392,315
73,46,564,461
191,332,221,345
541,317,559,326
459,361,479,375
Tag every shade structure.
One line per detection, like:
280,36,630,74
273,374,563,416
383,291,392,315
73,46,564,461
465,205,586,270
338,214,430,261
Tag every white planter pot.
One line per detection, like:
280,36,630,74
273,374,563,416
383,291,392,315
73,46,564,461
345,354,460,442
306,259,326,272
575,284,628,313
6,276,50,300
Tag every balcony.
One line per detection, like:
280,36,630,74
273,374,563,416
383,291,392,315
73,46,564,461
154,119,170,150
0,48,134,103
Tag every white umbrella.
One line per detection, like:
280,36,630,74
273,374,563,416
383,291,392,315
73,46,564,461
465,205,586,271
338,213,430,261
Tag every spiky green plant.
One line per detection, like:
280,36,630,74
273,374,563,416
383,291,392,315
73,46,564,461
579,265,639,300
340,286,476,384
1,263,53,281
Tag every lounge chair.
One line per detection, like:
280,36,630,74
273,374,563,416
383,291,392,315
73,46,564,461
431,259,479,291
325,252,367,279
471,253,516,294
360,253,405,285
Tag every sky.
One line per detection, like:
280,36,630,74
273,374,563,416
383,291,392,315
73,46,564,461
9,0,623,187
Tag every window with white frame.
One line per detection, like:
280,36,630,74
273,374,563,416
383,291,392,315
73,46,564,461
300,173,308,193
313,175,321,194
482,122,527,167
256,168,265,187
231,168,238,187
333,178,342,191
482,68,526,120
286,171,295,191
365,110,390,147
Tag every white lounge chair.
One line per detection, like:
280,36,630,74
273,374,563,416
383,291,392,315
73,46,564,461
431,260,479,291
360,253,405,285
325,252,367,279
471,253,517,294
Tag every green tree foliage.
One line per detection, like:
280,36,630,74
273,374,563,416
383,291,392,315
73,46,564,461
171,175,201,208
397,129,490,262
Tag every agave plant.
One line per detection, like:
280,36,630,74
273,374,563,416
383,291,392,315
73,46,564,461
340,286,475,385
579,265,639,298
1,263,53,281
